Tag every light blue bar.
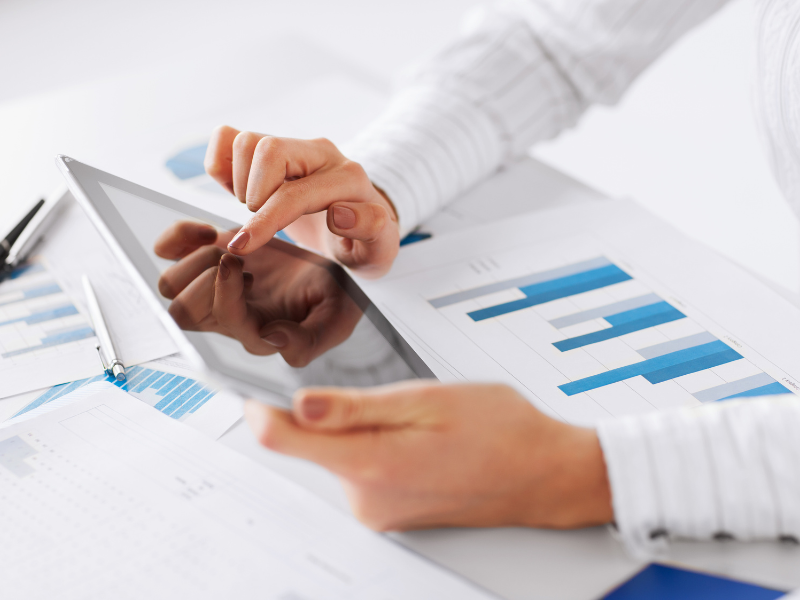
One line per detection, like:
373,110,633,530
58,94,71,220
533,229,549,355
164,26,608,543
429,257,612,308
559,340,734,396
156,376,184,397
172,388,212,419
152,373,175,390
132,370,162,393
694,372,777,403
469,266,632,322
0,305,78,328
163,383,203,416
1,327,95,358
188,390,216,414
23,283,62,299
638,332,718,360
154,378,190,410
553,307,685,352
548,294,662,329
721,382,792,401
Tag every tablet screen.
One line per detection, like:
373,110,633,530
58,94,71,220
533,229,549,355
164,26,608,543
60,157,432,402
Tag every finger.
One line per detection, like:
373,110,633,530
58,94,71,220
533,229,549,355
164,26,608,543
204,125,240,194
326,202,400,276
167,266,217,330
244,136,339,213
158,244,225,299
292,381,442,432
232,131,268,204
228,162,369,255
213,254,276,355
153,221,219,260
243,401,380,476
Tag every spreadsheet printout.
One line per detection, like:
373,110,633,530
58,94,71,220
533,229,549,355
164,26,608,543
360,200,800,425
0,387,495,599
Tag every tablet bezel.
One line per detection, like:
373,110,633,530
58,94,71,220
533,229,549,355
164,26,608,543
55,155,434,408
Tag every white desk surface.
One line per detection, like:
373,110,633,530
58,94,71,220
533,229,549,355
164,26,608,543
2,25,800,600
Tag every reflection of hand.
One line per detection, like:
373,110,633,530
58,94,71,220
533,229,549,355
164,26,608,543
244,382,613,531
154,221,362,367
204,126,400,279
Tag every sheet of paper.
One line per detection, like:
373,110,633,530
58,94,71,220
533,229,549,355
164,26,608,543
360,199,800,426
0,387,494,599
0,260,103,398
0,352,242,439
39,198,178,368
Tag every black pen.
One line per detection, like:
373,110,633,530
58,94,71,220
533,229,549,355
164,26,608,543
0,199,45,267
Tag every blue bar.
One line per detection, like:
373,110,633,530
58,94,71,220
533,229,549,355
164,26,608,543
643,349,742,384
156,375,184,397
9,263,44,279
469,267,632,322
604,301,676,326
1,327,95,358
163,382,203,416
553,307,685,352
721,382,792,401
23,283,62,299
549,293,662,329
430,257,612,309
12,383,72,416
638,332,718,360
169,388,206,419
188,390,216,414
153,373,176,390
154,378,191,410
118,366,145,390
559,340,736,396
0,305,78,328
133,370,162,393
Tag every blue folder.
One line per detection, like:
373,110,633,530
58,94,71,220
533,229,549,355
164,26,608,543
603,564,787,600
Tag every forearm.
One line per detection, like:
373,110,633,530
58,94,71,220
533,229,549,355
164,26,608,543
347,0,730,235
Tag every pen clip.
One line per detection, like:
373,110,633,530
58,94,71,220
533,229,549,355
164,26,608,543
95,345,109,373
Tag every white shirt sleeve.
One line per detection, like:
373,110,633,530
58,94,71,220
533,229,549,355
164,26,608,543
597,396,800,555
345,0,729,235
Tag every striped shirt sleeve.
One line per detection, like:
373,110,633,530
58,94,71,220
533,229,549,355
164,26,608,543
345,0,729,235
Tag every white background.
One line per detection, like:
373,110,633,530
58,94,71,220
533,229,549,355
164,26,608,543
1,0,797,292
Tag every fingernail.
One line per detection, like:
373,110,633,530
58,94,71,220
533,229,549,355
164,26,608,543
218,258,230,280
263,332,288,347
199,227,217,242
229,230,250,250
301,397,329,421
333,206,356,229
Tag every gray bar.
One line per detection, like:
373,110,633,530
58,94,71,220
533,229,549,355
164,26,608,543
637,331,718,360
694,373,776,403
429,257,611,309
549,293,661,329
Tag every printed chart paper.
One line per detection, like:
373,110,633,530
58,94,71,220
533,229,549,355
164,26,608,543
0,388,494,599
360,200,800,425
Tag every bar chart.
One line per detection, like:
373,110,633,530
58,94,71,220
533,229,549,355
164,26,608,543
13,365,217,422
0,263,95,359
429,256,791,410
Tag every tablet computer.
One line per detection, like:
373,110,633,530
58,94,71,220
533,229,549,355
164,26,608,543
56,155,434,409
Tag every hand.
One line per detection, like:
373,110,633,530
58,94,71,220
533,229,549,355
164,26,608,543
154,221,363,367
204,126,400,278
244,382,613,531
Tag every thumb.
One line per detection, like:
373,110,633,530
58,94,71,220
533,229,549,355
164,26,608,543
326,201,400,277
292,381,439,431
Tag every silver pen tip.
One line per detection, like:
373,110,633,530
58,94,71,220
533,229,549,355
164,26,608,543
112,364,126,382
